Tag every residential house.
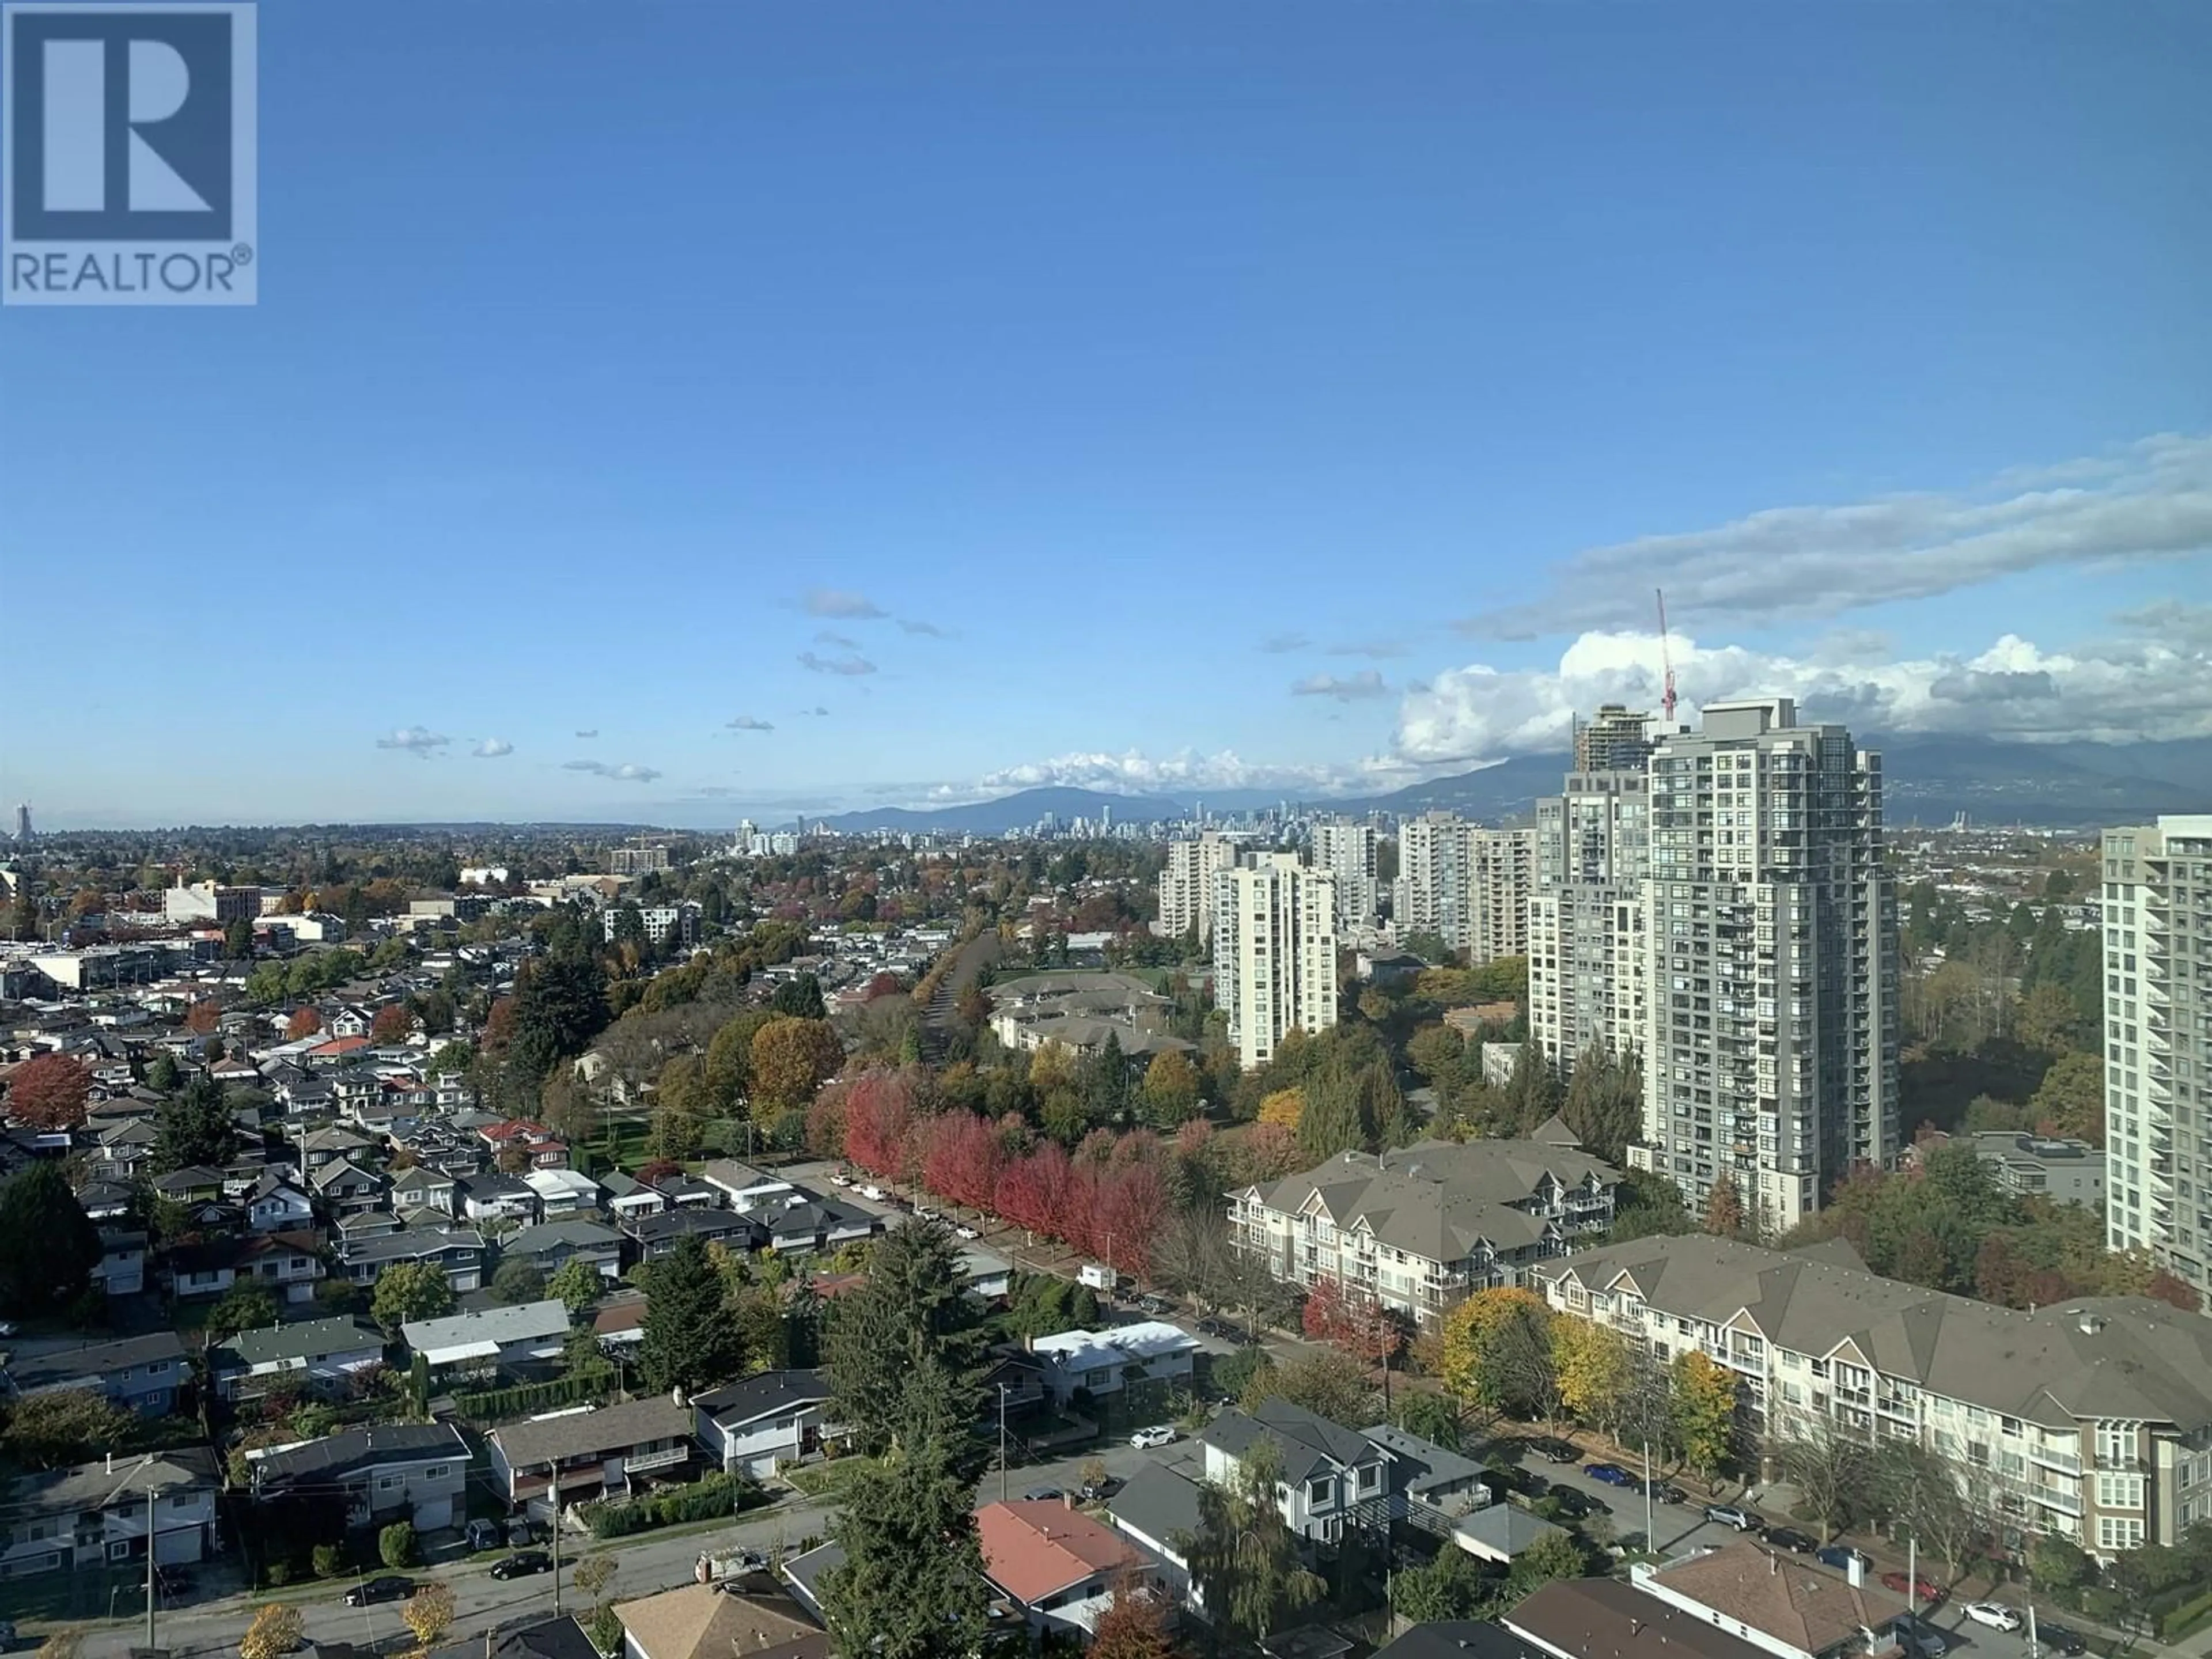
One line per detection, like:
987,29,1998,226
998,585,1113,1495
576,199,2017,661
755,1198,877,1255
692,1369,833,1478
961,1248,1014,1302
611,1580,832,1659
478,1118,570,1170
296,1123,375,1169
164,1230,325,1304
245,1170,316,1233
94,1228,147,1297
402,1300,571,1380
390,1165,460,1218
697,1159,794,1211
1535,1233,2212,1555
1028,1321,1199,1406
500,1219,624,1282
0,1448,220,1577
310,1158,387,1217
423,1615,603,1659
1101,1463,1207,1615
623,1206,755,1260
89,1119,160,1183
334,1208,403,1249
339,1225,486,1293
487,1394,697,1513
600,1172,666,1224
1626,1540,1918,1659
1360,1422,1493,1537
522,1166,601,1218
151,1165,225,1205
1226,1138,1622,1327
1505,1578,1775,1659
1372,1624,1544,1659
3,1332,187,1416
593,1296,647,1355
652,1175,719,1210
457,1172,542,1226
248,1422,471,1532
1199,1399,1389,1546
209,1315,385,1402
975,1498,1156,1639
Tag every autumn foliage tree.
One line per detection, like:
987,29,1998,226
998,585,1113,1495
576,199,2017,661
369,1005,413,1044
844,1070,917,1180
3,1053,93,1131
285,1007,322,1041
1301,1275,1405,1368
750,1016,846,1110
184,999,221,1035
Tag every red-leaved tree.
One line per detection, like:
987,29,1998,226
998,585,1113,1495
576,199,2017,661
1302,1274,1406,1366
369,1005,413,1044
844,1069,915,1181
1096,1163,1169,1279
285,1007,322,1041
921,1112,1002,1213
5,1052,93,1130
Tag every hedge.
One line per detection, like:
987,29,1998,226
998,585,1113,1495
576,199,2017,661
2162,1588,2212,1642
451,1367,616,1423
581,1472,771,1539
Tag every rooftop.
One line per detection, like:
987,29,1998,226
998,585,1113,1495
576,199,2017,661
1506,1575,1774,1659
976,1499,1141,1605
403,1300,571,1362
13,1447,218,1516
253,1423,470,1489
491,1394,695,1467
215,1315,382,1369
1203,1397,1380,1486
693,1368,831,1427
1032,1321,1199,1369
1640,1542,1909,1656
613,1580,830,1659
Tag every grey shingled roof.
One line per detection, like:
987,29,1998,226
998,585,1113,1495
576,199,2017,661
491,1393,694,1468
254,1423,469,1489
1247,1138,1617,1263
215,1316,382,1369
1103,1460,1205,1553
1202,1398,1379,1486
1538,1234,2212,1430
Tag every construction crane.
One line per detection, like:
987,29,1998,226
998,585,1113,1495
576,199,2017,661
1655,588,1678,723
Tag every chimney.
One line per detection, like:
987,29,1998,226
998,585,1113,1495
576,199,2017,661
106,1452,113,1474
2077,1311,2105,1335
1064,1491,1077,1510
671,1385,687,1408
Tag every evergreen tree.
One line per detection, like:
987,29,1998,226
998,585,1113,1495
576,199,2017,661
824,1218,987,1469
638,1234,745,1395
0,1162,101,1317
153,1074,241,1174
1296,1069,1365,1163
770,974,827,1020
821,1437,990,1659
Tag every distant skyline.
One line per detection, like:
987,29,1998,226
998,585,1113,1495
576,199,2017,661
3,2,2207,828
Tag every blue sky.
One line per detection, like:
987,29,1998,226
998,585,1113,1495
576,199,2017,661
4,1,2208,827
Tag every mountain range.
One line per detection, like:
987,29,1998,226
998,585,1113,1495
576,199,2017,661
802,736,2212,834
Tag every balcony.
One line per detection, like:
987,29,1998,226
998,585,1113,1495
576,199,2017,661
623,1443,691,1475
2029,1445,2082,1476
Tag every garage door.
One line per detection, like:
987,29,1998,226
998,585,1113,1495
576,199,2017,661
411,1495,453,1531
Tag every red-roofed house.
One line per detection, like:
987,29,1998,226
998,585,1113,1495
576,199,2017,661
478,1119,570,1169
306,1036,370,1061
975,1499,1162,1639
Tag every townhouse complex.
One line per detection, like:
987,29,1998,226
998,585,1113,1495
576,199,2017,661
1226,1131,1621,1325
1535,1233,2212,1557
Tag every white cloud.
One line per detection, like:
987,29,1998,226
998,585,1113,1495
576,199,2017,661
375,726,449,759
1259,632,1313,654
471,738,513,758
726,715,775,732
563,759,664,783
1460,432,2212,637
1397,613,2212,764
803,588,887,620
800,650,877,676
935,748,1392,803
1293,671,1391,702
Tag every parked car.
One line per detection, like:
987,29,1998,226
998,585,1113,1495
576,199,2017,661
955,1225,980,1240
1197,1317,1251,1343
1531,1437,1580,1464
859,1184,886,1201
465,1518,503,1552
1893,1618,1946,1658
2036,1625,2088,1656
1586,1462,1637,1487
1022,1486,1064,1502
1130,1425,1178,1449
343,1575,415,1606
1486,1463,1547,1499
829,1171,851,1186
1963,1603,2022,1633
1882,1571,1943,1601
1080,1475,1123,1501
1137,1294,1172,1316
1548,1483,1604,1518
1815,1545,1870,1573
491,1551,553,1580
1704,1503,1759,1532
1638,1478,1688,1505
1764,1527,1817,1553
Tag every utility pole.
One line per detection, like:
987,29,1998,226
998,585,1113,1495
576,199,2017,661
552,1503,562,1617
998,1384,1010,1504
1643,1436,1655,1551
1907,1534,1918,1616
144,1463,158,1653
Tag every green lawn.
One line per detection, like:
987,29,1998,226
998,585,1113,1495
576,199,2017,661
0,1562,141,1626
782,1456,882,1501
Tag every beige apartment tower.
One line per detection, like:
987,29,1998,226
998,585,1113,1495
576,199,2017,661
1628,699,1899,1236
2101,816,2212,1305
1394,813,1536,964
1214,853,1340,1070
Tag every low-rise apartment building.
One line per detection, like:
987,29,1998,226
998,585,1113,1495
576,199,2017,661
1534,1233,2212,1558
1226,1137,1620,1325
